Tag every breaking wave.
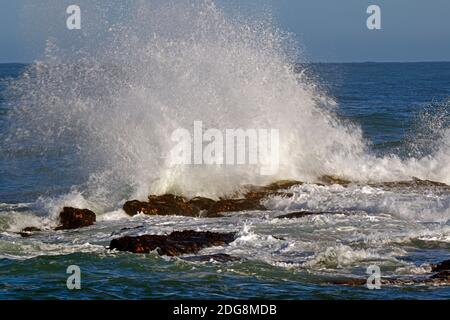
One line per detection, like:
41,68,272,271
3,0,450,210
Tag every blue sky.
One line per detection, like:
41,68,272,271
1,0,449,63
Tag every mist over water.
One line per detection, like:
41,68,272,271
4,0,450,210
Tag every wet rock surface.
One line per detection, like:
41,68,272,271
276,211,341,219
19,227,42,238
181,253,243,263
121,181,306,218
55,207,96,230
208,199,266,215
276,211,352,219
123,194,199,217
431,259,450,272
109,230,237,256
243,180,303,200
319,175,352,186
431,270,450,281
122,194,266,218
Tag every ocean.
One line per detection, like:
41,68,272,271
0,3,450,300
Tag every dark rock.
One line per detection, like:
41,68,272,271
122,180,305,218
109,230,237,256
208,199,266,215
182,253,243,263
19,233,33,238
148,194,187,203
431,270,450,280
123,200,150,216
18,226,42,238
277,211,350,219
244,180,302,200
319,175,352,186
277,211,326,219
187,197,216,211
431,259,450,272
55,207,96,230
189,197,224,218
123,194,199,217
22,227,42,232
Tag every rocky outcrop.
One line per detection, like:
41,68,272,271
430,260,450,282
55,207,96,230
319,175,352,186
123,194,266,218
431,259,450,272
121,181,305,218
123,194,198,217
243,180,303,200
431,270,450,281
109,230,237,256
187,197,217,212
208,199,266,215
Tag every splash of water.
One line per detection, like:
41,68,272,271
4,0,450,211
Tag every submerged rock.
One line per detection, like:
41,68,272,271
208,199,266,215
123,193,269,217
431,259,450,272
182,253,243,263
431,270,450,281
109,230,236,256
110,225,145,236
19,227,42,238
55,207,96,230
319,175,352,186
277,211,329,219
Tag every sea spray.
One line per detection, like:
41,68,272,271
5,1,364,207
3,0,450,213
